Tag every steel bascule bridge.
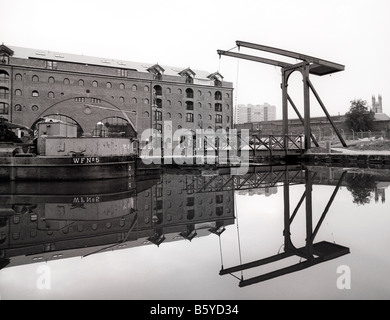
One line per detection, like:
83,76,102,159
217,40,347,155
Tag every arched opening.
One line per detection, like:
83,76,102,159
153,85,162,96
100,116,136,138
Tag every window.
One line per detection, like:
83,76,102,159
0,55,9,64
14,104,22,112
144,98,149,105
215,103,222,112
198,114,202,119
15,73,22,81
154,85,162,96
167,112,171,119
216,195,223,204
167,100,171,106
155,110,162,121
32,90,39,97
185,76,193,84
0,102,9,114
32,75,39,82
186,88,194,98
144,85,149,92
215,114,222,123
187,197,195,207
119,96,125,103
156,98,162,108
0,71,9,83
198,102,202,108
166,87,171,94
132,98,137,104
14,89,22,96
48,91,55,99
215,91,222,100
48,77,55,84
178,113,182,119
74,97,86,102
186,101,194,110
78,79,84,86
63,78,70,85
132,84,137,92
119,83,125,90
208,114,212,120
117,69,128,77
143,111,149,117
31,105,39,112
92,81,98,87
187,209,195,220
46,61,57,69
91,98,101,103
186,113,194,123
106,82,112,89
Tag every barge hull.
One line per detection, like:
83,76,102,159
0,156,135,181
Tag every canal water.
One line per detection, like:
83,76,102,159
0,165,390,300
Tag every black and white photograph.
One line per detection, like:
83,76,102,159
0,0,389,304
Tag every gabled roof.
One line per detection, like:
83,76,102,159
178,67,196,78
207,71,224,80
147,63,165,74
0,44,14,56
374,113,390,121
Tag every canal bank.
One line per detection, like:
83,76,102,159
301,146,390,168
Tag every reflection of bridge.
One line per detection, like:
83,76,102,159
185,165,305,193
219,167,350,287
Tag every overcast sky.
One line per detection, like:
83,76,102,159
1,0,389,118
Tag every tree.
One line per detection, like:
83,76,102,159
345,99,375,132
345,173,377,206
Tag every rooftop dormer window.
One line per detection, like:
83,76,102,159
147,64,165,80
0,44,14,65
207,72,224,87
179,68,196,84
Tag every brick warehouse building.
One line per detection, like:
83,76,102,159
0,44,233,143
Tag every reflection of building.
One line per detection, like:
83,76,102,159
0,171,235,269
0,44,233,140
137,173,235,246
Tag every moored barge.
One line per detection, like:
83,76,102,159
0,119,136,181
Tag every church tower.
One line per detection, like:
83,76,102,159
372,94,383,113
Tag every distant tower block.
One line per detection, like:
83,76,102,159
372,94,383,113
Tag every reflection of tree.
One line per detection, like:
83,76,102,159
345,173,377,206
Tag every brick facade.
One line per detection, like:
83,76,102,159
0,44,233,140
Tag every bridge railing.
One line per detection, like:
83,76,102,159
240,134,304,156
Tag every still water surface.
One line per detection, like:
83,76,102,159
1,165,390,300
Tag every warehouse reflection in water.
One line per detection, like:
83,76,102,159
1,165,389,287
